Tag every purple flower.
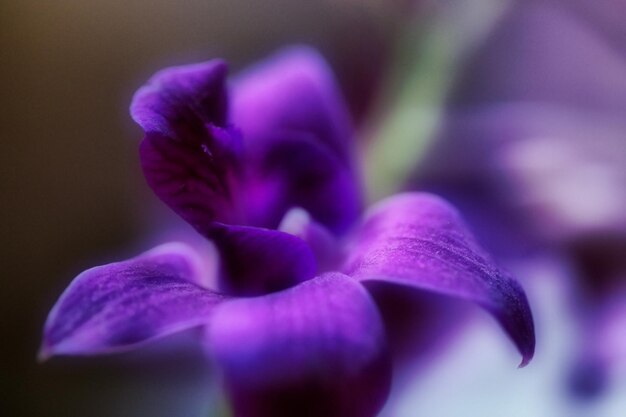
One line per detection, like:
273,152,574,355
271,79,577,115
40,47,535,417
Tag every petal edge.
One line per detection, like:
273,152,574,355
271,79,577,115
41,243,228,359
344,192,535,366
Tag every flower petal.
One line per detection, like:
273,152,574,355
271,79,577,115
209,273,391,417
246,132,361,233
40,243,228,359
232,46,354,164
131,60,244,232
131,59,229,138
344,192,535,366
232,47,362,233
279,207,344,271
209,224,317,297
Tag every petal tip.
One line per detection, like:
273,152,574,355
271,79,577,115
347,191,538,367
39,245,227,359
518,341,535,368
130,58,230,131
518,357,530,369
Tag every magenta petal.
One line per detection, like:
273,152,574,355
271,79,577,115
209,224,317,297
232,47,354,164
40,243,228,359
344,192,535,366
131,61,244,232
209,273,391,417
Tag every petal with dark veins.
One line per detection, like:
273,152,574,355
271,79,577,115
131,60,244,232
40,243,227,359
344,192,535,366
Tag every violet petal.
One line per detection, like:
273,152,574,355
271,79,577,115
209,224,317,297
279,207,344,272
232,46,354,164
233,47,362,233
209,273,391,417
40,243,227,359
131,59,228,138
344,192,535,366
247,132,361,233
131,60,244,232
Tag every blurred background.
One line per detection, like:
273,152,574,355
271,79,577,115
1,0,624,416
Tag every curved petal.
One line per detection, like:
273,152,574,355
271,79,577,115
131,60,244,232
233,47,362,234
279,207,344,272
232,46,354,164
246,132,361,233
131,59,229,138
343,193,535,366
208,273,391,417
40,243,228,359
209,224,317,297
130,53,363,236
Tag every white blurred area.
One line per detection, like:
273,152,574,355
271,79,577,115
387,258,626,417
